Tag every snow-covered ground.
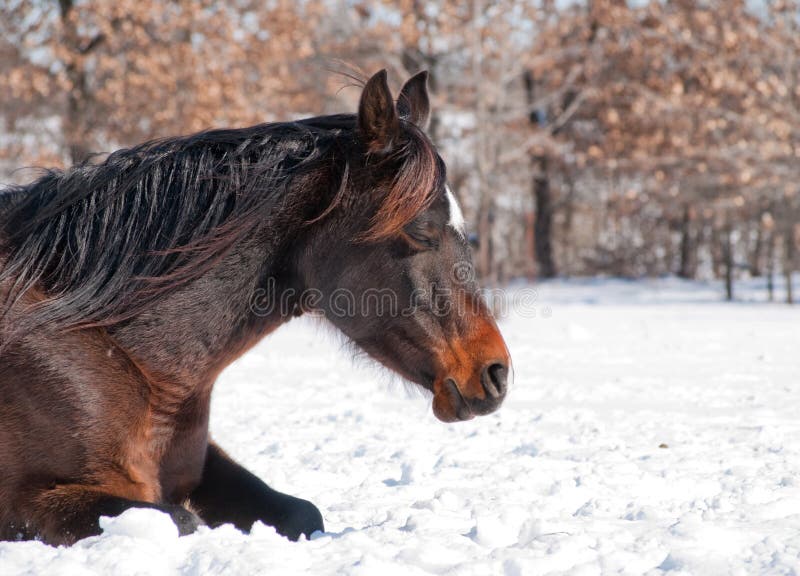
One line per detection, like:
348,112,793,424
2,278,800,575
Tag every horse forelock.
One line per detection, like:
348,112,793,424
358,124,444,242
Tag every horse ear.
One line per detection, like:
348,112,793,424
397,70,430,130
358,69,400,153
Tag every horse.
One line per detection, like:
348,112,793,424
0,70,511,545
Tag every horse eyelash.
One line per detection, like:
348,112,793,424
403,229,439,251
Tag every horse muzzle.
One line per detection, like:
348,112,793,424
432,361,509,423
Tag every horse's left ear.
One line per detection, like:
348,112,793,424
397,71,430,130
358,69,400,153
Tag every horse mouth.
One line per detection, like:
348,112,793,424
432,378,474,423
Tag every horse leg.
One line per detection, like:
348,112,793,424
25,485,202,546
189,442,323,541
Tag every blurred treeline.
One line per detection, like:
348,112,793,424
2,0,799,300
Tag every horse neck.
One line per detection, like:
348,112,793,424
106,153,336,421
109,221,305,402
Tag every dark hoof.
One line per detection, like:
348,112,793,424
164,505,203,536
276,498,324,541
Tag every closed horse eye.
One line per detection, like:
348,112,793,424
403,225,440,251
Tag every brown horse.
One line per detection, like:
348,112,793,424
0,70,510,545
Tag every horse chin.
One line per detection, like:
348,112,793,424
432,379,475,423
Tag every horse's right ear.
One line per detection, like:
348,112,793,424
358,69,400,153
397,71,430,130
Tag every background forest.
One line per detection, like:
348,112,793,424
2,0,799,301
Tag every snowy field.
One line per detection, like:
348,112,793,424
2,278,800,575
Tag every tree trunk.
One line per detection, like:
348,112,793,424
561,178,575,276
524,69,557,279
476,191,494,283
722,223,734,301
59,0,94,165
678,203,694,279
710,222,723,279
471,0,495,284
532,155,557,279
785,227,795,305
766,230,775,302
524,210,536,280
750,221,763,277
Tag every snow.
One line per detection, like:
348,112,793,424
2,278,800,575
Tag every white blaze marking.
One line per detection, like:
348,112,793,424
445,185,466,236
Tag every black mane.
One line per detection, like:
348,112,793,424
0,116,355,331
0,112,440,334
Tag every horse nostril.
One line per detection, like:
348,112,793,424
481,362,508,399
